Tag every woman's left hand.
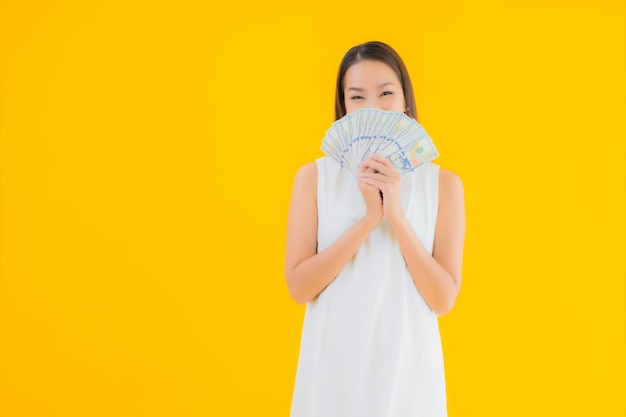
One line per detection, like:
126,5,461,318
359,155,404,220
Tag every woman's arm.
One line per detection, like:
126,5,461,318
388,169,465,316
359,157,466,316
284,162,382,305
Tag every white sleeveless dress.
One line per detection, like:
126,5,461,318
290,156,447,417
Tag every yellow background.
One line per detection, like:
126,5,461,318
1,0,623,416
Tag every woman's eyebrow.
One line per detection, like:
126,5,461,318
346,82,396,92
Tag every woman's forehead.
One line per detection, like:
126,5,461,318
344,60,400,86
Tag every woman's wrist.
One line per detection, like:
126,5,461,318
362,212,382,231
385,209,408,228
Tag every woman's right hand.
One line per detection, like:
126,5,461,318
358,164,384,225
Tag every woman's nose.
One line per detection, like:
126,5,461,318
365,100,385,110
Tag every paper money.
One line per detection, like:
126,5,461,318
321,108,439,177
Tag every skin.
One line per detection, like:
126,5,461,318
284,59,466,316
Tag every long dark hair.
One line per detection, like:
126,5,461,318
334,41,418,121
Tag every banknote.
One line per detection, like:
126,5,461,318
321,108,439,177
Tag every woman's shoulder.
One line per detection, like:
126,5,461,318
438,167,462,186
294,156,333,180
292,161,318,190
437,167,464,202
295,160,318,178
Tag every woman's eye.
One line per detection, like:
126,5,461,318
381,91,393,96
350,96,364,100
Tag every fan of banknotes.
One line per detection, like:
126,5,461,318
321,108,439,177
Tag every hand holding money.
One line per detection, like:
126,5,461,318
359,155,403,219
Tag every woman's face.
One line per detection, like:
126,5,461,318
343,60,406,114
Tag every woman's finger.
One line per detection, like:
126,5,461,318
362,156,396,176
